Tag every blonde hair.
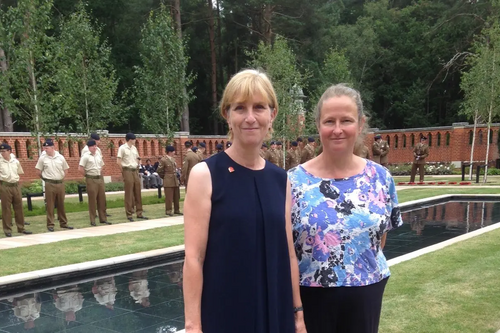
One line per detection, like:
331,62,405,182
219,69,278,141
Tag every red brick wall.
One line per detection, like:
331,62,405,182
2,122,499,183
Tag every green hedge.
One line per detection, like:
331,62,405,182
20,180,125,197
387,163,455,176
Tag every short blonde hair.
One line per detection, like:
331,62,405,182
220,69,278,141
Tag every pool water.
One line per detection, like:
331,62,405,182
1,200,498,332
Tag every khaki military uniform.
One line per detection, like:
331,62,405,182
196,150,204,162
157,155,181,215
372,140,389,166
117,143,144,219
35,152,69,228
259,149,267,159
355,144,370,159
0,155,27,235
410,142,429,182
265,148,280,166
81,145,102,156
181,149,199,192
301,144,315,163
277,149,284,168
285,148,300,171
79,151,107,224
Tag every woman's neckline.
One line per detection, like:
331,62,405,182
223,151,267,171
298,160,368,181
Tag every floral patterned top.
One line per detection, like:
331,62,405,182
288,160,403,287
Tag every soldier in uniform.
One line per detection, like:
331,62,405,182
300,137,316,163
0,144,31,237
78,140,110,227
157,145,181,216
212,143,223,156
265,141,280,166
410,136,429,182
276,141,284,168
260,143,268,158
285,141,301,171
197,142,206,161
81,133,102,156
53,285,84,324
354,142,370,159
117,133,148,222
181,141,199,192
35,139,74,232
372,134,389,166
297,137,304,156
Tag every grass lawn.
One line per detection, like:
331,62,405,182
393,175,500,184
397,187,500,203
380,227,500,333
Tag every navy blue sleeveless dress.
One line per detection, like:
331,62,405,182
201,152,295,333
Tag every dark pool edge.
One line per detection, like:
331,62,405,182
0,245,185,298
400,194,500,212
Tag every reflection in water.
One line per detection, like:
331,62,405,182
410,214,425,236
92,276,117,310
53,285,84,324
129,269,151,307
9,293,41,330
0,263,185,332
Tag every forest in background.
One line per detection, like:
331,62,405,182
1,0,499,136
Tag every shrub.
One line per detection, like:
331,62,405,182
387,163,455,176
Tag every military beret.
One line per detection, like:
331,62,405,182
90,133,100,141
277,141,283,145
291,141,298,147
0,143,11,150
296,137,303,142
226,141,232,148
308,137,315,142
43,139,54,147
216,143,223,150
192,146,198,152
199,142,206,148
184,141,192,147
374,134,382,139
166,145,175,152
87,140,96,147
262,143,268,148
126,133,136,140
270,141,277,145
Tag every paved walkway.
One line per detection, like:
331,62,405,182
0,215,184,250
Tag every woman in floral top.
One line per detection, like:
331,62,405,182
288,84,403,333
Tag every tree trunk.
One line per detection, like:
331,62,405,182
484,47,496,183
261,4,275,45
207,0,218,134
0,47,14,132
172,0,190,133
216,0,224,87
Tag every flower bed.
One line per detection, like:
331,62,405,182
459,182,471,185
438,181,446,185
448,181,457,185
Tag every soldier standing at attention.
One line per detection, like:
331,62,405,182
265,141,280,166
410,136,430,183
181,141,199,192
117,133,148,222
296,137,304,156
197,142,206,161
157,145,181,216
81,133,102,156
354,142,370,159
276,141,284,168
300,137,316,163
79,140,110,227
0,143,32,237
36,139,73,232
285,141,300,171
212,143,223,156
372,134,389,166
260,143,268,158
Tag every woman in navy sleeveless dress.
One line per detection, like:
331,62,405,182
182,69,306,333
